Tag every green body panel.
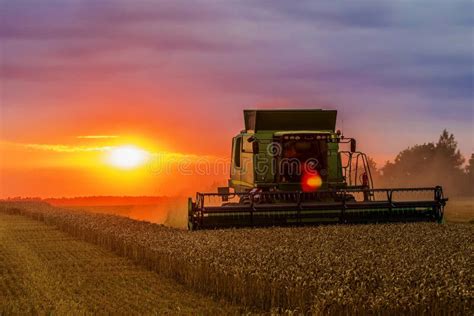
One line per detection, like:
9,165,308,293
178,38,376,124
229,110,345,192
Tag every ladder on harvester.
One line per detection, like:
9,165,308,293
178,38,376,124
341,151,375,201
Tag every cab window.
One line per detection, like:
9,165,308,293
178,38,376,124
234,137,242,168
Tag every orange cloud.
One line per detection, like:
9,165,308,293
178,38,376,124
77,135,119,139
22,143,112,153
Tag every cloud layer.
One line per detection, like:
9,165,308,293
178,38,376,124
1,0,473,159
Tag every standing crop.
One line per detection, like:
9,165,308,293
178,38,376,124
1,201,473,314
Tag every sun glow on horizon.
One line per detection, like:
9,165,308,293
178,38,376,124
107,145,149,169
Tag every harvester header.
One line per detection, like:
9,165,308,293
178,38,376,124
188,109,447,230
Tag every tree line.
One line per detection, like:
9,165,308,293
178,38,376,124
370,130,473,197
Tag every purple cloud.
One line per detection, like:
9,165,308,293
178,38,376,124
1,0,472,160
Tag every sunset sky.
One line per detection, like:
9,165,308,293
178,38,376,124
1,0,473,197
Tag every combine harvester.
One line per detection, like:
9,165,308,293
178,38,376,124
188,109,447,230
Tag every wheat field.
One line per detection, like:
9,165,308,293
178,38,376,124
1,201,473,314
0,212,242,314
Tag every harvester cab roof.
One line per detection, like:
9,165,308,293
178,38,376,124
188,109,447,230
243,109,337,132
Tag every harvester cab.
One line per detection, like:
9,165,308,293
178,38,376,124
188,109,447,230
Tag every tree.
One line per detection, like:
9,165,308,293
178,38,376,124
466,154,474,175
381,143,435,185
380,130,466,196
466,154,474,196
435,129,465,170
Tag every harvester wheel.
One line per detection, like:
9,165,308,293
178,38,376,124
435,205,445,224
239,196,251,205
188,218,194,231
345,195,356,202
188,198,197,231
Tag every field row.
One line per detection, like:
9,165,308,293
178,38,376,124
1,201,473,313
0,212,241,314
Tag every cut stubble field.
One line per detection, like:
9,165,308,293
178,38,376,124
1,201,473,314
0,213,241,314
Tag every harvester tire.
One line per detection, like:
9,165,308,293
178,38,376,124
239,196,251,205
435,205,444,224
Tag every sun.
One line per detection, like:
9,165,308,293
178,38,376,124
107,145,149,169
